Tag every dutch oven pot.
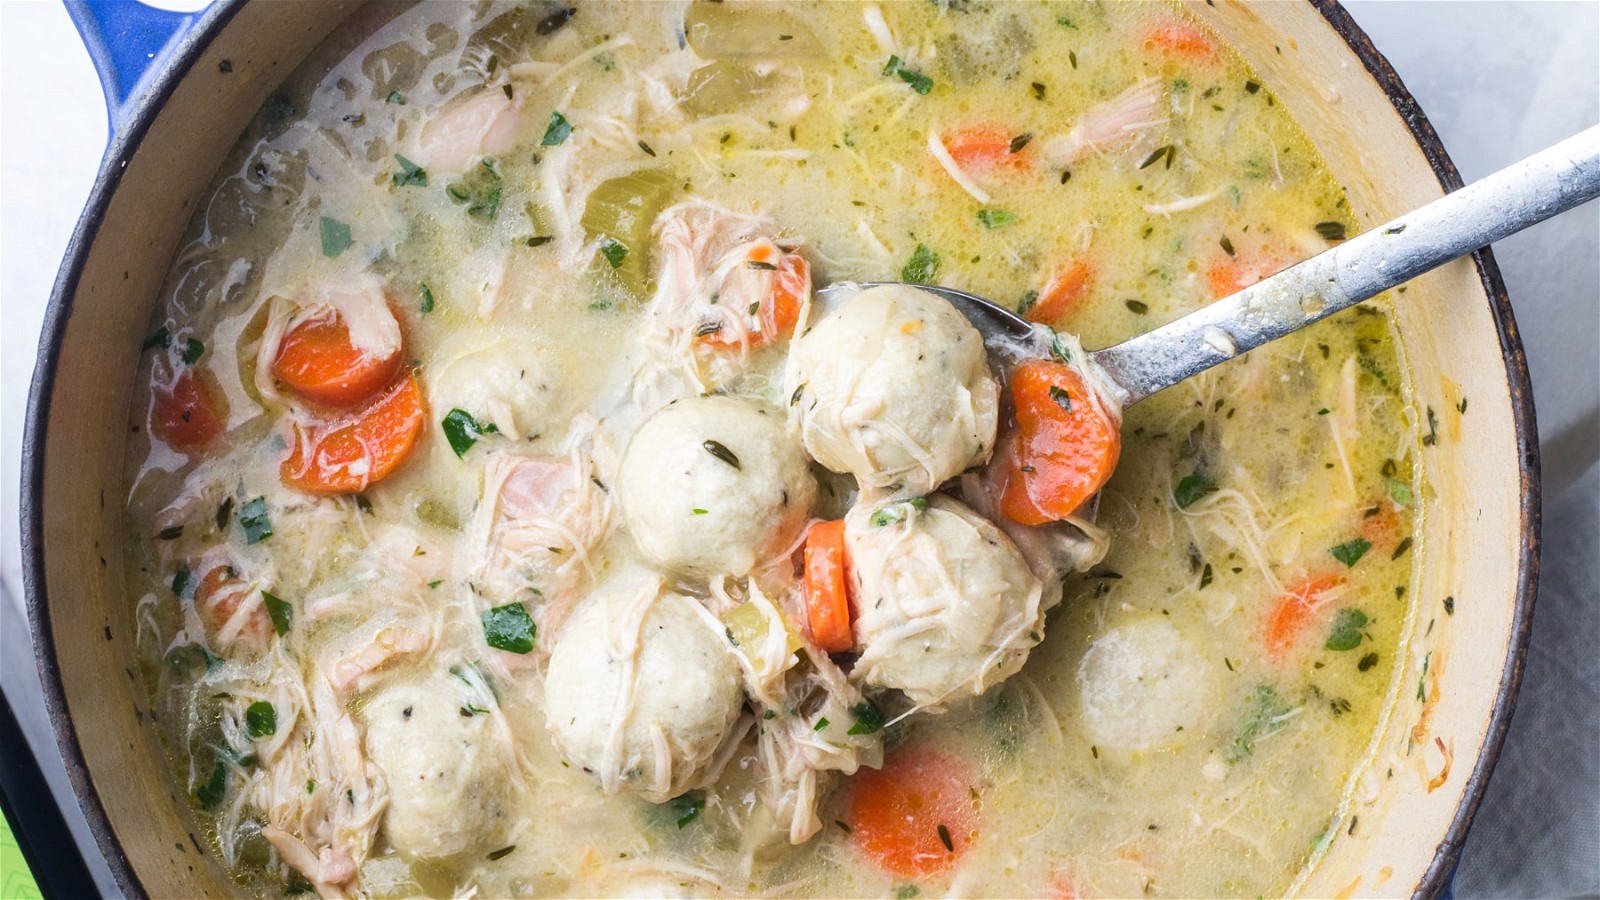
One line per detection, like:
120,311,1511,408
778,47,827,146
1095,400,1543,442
24,1,1539,896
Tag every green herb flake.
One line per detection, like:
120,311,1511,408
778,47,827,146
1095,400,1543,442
895,886,921,900
1315,221,1347,241
599,237,629,269
702,439,741,470
442,408,499,458
180,337,205,365
482,602,537,654
196,757,229,809
541,110,573,146
386,91,406,105
1391,536,1414,561
668,792,705,829
937,823,954,852
1138,144,1175,170
848,700,887,735
1048,385,1072,412
1125,299,1150,315
240,496,273,544
246,700,277,738
171,564,194,599
1387,477,1412,507
894,64,934,95
319,215,353,258
1030,81,1046,100
487,845,516,861
1357,651,1379,672
1330,538,1373,568
1173,473,1218,509
691,507,709,516
902,243,939,284
976,208,1017,229
419,283,436,314
813,717,831,732
1220,235,1236,256
263,591,292,636
1008,132,1034,154
1231,683,1290,761
392,153,428,187
1016,290,1038,317
1325,608,1369,651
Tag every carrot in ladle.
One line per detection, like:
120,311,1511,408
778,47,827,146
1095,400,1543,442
272,305,404,408
994,360,1121,525
802,518,853,653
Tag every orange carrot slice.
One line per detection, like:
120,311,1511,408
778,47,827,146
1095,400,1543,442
848,744,978,878
1024,259,1094,324
272,306,404,408
944,127,1032,173
1143,22,1217,60
802,519,852,652
150,368,225,452
995,361,1121,525
197,565,272,644
1264,573,1346,657
280,372,426,495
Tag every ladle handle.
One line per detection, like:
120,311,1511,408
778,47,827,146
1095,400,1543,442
1089,124,1600,405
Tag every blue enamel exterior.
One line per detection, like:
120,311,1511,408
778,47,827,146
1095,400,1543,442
64,0,200,129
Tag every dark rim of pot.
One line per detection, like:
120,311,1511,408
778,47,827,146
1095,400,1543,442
20,1,247,896
21,2,1542,898
1306,4,1543,898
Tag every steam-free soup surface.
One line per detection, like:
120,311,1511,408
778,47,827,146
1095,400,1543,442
123,2,1421,897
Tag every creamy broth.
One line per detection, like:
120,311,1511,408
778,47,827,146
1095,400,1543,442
122,2,1420,897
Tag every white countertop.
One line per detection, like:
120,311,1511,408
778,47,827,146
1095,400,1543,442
2,2,1595,896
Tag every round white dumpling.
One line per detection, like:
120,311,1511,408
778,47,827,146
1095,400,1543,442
785,284,998,496
617,395,816,576
846,494,1044,708
364,671,510,859
430,334,559,441
544,569,744,801
1077,617,1213,751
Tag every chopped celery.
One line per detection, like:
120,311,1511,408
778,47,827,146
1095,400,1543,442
684,1,820,58
681,61,777,117
580,168,674,298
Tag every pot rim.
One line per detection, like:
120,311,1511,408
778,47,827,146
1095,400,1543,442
20,2,1540,898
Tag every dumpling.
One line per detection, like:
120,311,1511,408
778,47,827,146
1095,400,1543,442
785,284,998,496
430,334,559,441
845,494,1044,708
1077,617,1213,751
363,671,511,859
544,569,744,801
616,395,816,577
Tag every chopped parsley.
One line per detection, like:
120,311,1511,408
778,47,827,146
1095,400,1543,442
541,110,573,146
481,602,537,654
262,591,292,637
487,844,517,861
180,337,205,365
196,757,228,809
1173,473,1218,509
385,91,406,105
882,55,933,94
246,701,277,738
1324,608,1368,651
813,717,830,732
666,792,704,829
1330,538,1373,568
392,153,427,187
976,208,1017,229
1315,221,1347,241
847,700,887,735
419,283,436,314
319,215,353,258
140,327,171,352
901,242,939,284
240,496,273,544
599,237,629,269
442,408,499,458
171,564,194,599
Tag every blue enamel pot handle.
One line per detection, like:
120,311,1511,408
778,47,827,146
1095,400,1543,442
64,0,204,131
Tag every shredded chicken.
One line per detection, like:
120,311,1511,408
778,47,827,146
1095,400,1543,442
1044,77,1168,168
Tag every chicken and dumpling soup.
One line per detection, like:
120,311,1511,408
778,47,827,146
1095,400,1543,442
124,2,1423,896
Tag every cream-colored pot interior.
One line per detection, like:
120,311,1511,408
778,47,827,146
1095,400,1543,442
26,2,1537,897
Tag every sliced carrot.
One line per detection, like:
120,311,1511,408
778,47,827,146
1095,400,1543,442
150,368,225,452
848,744,978,878
280,372,426,495
272,305,404,408
802,519,852,652
1206,252,1282,300
1143,22,1217,60
994,361,1121,526
197,565,272,645
701,248,810,350
944,127,1032,173
1024,259,1094,324
1264,573,1346,658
